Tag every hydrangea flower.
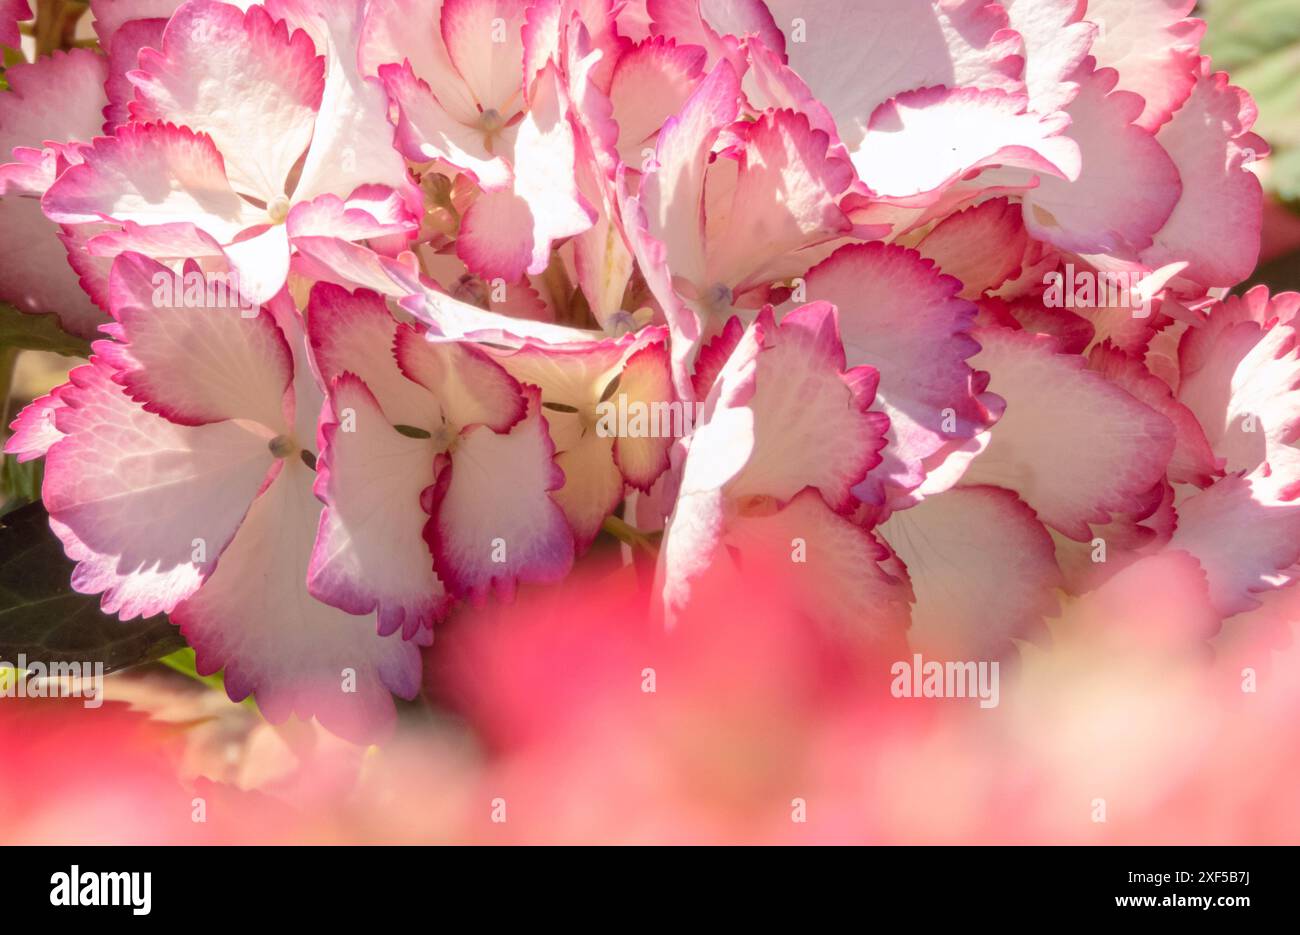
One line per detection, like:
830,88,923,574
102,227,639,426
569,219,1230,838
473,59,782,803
1,0,1289,744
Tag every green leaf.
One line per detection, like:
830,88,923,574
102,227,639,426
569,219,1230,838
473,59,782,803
1204,0,1300,209
0,302,93,357
0,501,186,673
0,454,43,515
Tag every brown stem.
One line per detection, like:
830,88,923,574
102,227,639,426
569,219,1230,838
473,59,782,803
34,0,88,57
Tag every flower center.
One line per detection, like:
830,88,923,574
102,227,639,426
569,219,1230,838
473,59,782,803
479,108,504,135
431,423,458,453
267,195,292,225
478,109,505,152
268,434,298,458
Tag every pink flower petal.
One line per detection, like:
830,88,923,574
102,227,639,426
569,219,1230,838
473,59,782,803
881,484,1062,658
266,0,416,204
394,323,526,432
796,242,999,497
97,253,293,429
1176,287,1300,474
1001,0,1096,113
439,0,529,115
916,196,1029,298
129,0,324,203
173,458,422,743
43,361,275,620
425,386,574,601
309,372,451,638
1022,65,1181,254
380,60,512,188
609,35,705,167
855,85,1080,200
43,122,263,241
962,325,1175,540
765,0,1023,153
1085,0,1204,131
1140,63,1266,289
0,48,108,162
1169,457,1300,616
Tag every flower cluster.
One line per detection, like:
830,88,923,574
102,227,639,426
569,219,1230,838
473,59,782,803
0,0,1288,742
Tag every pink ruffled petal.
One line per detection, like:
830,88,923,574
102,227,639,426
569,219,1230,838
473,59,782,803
1089,339,1220,486
796,243,998,497
1140,63,1266,289
266,0,416,204
1085,0,1205,131
1176,288,1300,474
43,122,263,242
359,0,479,121
97,253,293,429
915,196,1029,298
173,458,422,744
0,197,110,338
1169,456,1300,616
765,0,1024,154
129,0,324,203
306,282,439,428
90,0,183,50
661,486,911,641
725,304,888,511
705,108,854,293
609,35,705,168
1022,65,1181,254
43,361,275,620
0,48,108,161
380,60,511,188
961,325,1175,540
394,323,526,432
881,484,1062,658
458,64,594,280
855,86,1080,200
309,372,451,638
1001,0,1096,114
439,0,529,115
102,17,169,133
5,386,68,463
425,386,574,601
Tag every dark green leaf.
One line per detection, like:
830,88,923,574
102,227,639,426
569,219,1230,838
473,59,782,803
0,302,93,356
0,501,186,673
1235,245,1300,295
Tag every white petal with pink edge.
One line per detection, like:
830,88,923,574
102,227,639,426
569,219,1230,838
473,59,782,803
129,0,323,203
1169,455,1300,616
1022,65,1181,255
425,387,574,602
173,459,423,744
794,243,997,498
881,484,1062,659
726,305,887,511
1085,0,1204,131
43,362,274,620
309,373,450,638
855,86,1080,200
43,123,263,242
961,325,1174,540
764,0,1024,153
99,253,293,429
1140,64,1266,289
